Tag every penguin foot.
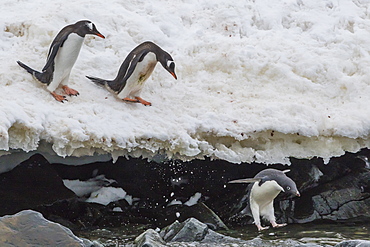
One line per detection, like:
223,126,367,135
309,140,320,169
272,223,287,228
256,225,270,231
51,92,67,103
123,97,152,106
62,85,79,96
135,97,152,106
123,97,140,103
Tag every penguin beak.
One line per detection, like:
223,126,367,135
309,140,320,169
170,72,177,80
91,26,105,39
94,32,105,39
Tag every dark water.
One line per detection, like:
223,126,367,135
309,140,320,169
77,222,370,246
226,223,370,246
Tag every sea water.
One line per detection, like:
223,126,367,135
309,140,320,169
76,222,370,246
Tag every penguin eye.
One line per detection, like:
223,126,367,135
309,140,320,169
286,186,291,191
86,22,93,31
167,60,174,69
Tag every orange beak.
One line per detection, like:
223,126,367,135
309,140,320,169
95,32,105,39
171,72,177,80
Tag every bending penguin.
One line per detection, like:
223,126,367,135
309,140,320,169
17,20,105,102
86,41,177,106
229,169,300,231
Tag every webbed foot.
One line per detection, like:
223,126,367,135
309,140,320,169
51,92,67,103
62,85,79,96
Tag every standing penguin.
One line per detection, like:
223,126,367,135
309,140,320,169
17,20,105,102
229,169,300,231
86,41,177,106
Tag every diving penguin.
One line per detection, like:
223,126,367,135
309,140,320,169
229,169,300,231
17,20,105,102
86,41,177,106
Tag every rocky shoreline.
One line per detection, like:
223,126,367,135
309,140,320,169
1,210,369,247
0,149,369,246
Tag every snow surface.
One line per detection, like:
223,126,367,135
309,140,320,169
1,0,370,165
63,174,116,197
85,187,127,206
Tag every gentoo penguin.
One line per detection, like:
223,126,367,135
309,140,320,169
17,20,105,102
86,41,177,106
229,169,300,231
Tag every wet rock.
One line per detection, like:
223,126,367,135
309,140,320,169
134,229,166,247
335,240,370,247
160,217,242,244
160,218,208,242
0,210,99,247
0,154,76,216
36,198,140,230
291,162,370,224
136,218,323,247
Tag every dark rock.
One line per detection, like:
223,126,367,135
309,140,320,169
160,218,208,242
156,218,319,246
3,149,370,232
291,165,370,224
335,240,370,247
0,154,75,216
36,198,138,230
0,210,99,247
134,229,166,247
160,217,242,244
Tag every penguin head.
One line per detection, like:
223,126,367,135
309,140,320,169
279,177,300,197
158,52,177,80
277,170,300,197
74,20,105,39
256,169,300,197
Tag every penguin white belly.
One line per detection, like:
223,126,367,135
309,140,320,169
47,33,84,92
117,52,157,99
250,181,283,211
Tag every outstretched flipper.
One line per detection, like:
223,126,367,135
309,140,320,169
228,178,261,184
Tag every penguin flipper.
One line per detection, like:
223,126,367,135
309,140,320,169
257,176,274,186
228,178,261,184
17,61,50,84
42,36,68,72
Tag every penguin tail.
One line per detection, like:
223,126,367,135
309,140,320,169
17,61,38,75
86,76,108,86
17,61,48,84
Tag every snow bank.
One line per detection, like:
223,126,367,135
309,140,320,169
1,0,370,165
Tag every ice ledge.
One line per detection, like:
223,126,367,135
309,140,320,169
1,121,369,169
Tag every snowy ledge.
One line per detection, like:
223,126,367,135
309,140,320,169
1,118,369,166
1,0,370,166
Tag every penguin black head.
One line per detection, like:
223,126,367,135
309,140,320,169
73,20,105,39
158,52,177,80
258,169,300,197
278,171,300,197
